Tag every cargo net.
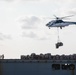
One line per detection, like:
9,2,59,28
21,53,76,60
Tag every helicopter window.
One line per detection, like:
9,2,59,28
55,20,63,23
49,22,51,23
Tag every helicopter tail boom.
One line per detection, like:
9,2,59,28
64,21,76,25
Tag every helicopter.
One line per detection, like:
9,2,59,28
46,15,76,29
46,15,76,49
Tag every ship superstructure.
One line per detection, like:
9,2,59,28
0,53,76,75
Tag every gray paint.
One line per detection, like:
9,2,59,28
0,59,76,75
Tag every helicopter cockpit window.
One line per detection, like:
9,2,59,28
55,20,63,23
49,22,51,23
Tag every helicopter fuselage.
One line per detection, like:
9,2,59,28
46,20,76,29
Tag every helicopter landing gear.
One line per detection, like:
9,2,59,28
55,28,63,49
60,27,62,29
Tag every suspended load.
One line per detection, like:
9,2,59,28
55,28,63,49
55,42,63,49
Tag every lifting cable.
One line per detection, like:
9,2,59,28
57,27,60,42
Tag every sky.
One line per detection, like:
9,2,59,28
0,0,76,58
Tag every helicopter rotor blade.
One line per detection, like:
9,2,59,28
60,15,74,19
36,16,54,20
53,15,59,19
53,15,74,20
53,15,57,18
43,15,74,20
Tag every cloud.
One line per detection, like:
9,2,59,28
68,9,76,15
20,15,53,40
0,0,40,2
0,33,12,40
22,0,40,1
21,16,41,29
22,30,51,40
22,32,38,38
0,0,14,2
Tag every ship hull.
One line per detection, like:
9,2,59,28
0,59,76,75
